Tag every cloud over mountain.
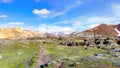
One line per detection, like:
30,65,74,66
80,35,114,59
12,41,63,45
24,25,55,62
33,8,50,18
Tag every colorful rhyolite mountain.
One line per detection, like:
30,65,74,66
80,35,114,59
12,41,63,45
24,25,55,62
0,27,41,39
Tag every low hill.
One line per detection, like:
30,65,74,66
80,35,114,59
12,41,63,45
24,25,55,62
0,27,41,39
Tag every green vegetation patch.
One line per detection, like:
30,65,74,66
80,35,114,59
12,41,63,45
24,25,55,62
45,44,116,68
0,40,39,68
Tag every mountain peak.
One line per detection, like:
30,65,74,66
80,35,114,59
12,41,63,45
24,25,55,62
72,23,119,38
89,23,118,36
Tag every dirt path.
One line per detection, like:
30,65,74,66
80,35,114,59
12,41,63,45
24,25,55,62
34,44,54,68
17,44,54,68
24,56,34,68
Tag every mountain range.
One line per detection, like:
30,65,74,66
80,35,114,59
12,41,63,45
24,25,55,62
0,23,119,39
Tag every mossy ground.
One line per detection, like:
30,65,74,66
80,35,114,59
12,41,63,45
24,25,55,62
0,40,39,68
0,39,118,68
45,43,117,68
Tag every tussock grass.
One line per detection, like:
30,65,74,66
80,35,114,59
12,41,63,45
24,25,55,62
45,44,117,68
0,41,39,68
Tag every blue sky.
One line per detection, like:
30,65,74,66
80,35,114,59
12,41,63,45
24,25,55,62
0,0,120,33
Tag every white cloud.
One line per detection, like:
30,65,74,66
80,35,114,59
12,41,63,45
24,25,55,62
33,2,120,33
88,16,120,24
84,16,120,29
112,3,120,16
50,0,83,18
34,19,83,33
0,0,12,3
50,15,120,32
72,20,81,27
89,24,100,29
38,24,74,34
32,8,50,17
87,16,111,24
50,11,67,19
8,22,24,26
64,20,69,24
33,0,83,18
0,22,25,28
0,15,8,18
22,26,36,31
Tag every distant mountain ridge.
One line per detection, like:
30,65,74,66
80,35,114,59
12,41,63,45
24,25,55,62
70,23,120,38
0,23,120,39
0,27,41,39
84,24,118,36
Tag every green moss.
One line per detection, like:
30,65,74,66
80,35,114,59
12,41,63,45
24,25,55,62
44,44,116,68
18,63,25,68
0,39,117,68
0,41,39,68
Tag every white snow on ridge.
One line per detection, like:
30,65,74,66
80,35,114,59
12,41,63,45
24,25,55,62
115,28,120,36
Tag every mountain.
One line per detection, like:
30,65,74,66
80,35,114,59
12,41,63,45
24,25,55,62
71,23,120,38
0,27,41,39
85,24,118,36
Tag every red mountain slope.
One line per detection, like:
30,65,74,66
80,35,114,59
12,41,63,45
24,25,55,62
84,24,118,37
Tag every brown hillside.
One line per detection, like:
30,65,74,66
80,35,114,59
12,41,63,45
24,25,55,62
0,27,41,39
84,24,118,37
